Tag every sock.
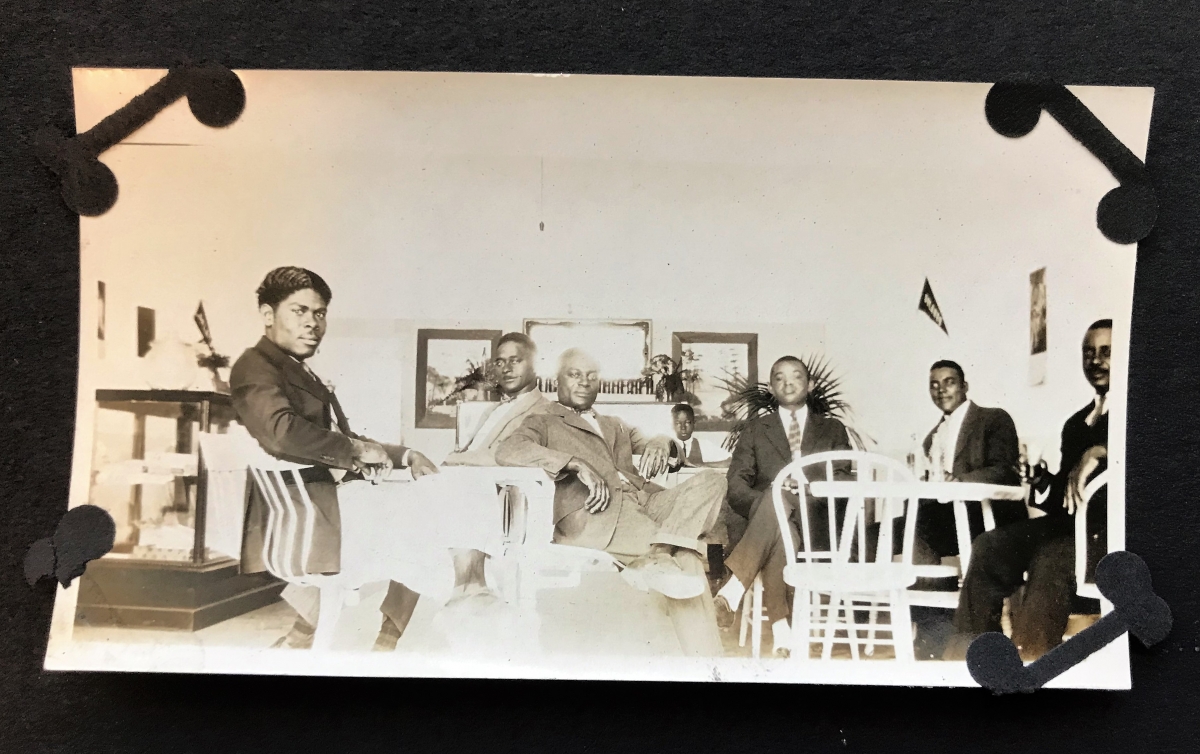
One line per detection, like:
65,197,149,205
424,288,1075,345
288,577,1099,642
717,576,747,611
772,619,791,647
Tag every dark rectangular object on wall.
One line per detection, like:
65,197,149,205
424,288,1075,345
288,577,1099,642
136,306,155,357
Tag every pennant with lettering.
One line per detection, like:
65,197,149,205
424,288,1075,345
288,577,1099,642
918,278,948,334
194,302,213,347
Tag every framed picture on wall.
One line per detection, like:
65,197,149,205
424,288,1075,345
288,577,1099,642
415,329,502,429
673,332,758,430
524,319,653,398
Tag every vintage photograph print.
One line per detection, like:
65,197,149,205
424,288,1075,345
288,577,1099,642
48,70,1150,688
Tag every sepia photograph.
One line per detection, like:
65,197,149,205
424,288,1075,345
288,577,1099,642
48,69,1148,688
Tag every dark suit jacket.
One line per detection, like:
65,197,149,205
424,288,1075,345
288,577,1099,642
922,402,1021,485
1035,402,1108,530
726,409,853,519
921,400,1026,536
229,336,409,574
495,402,669,551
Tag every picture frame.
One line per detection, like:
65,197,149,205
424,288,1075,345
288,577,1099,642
524,318,653,399
415,328,502,429
672,332,758,430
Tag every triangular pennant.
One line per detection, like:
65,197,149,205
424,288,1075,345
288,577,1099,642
194,302,213,345
918,278,948,334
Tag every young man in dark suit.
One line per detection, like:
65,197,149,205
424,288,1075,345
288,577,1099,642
714,355,853,655
915,359,1024,563
231,267,487,651
945,320,1113,660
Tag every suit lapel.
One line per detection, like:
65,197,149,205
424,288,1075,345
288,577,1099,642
952,402,977,474
255,337,331,403
556,404,606,441
763,412,793,460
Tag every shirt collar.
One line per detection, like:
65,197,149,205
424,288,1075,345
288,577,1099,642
1094,393,1109,414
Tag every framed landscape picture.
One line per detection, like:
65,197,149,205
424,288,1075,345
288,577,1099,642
673,332,758,430
415,329,502,429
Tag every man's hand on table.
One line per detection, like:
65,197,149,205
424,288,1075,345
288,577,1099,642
352,439,393,483
567,457,610,513
407,450,440,479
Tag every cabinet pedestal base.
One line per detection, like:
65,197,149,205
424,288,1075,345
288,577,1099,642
76,557,284,631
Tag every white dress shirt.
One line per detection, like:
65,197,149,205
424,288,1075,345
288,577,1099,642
929,399,972,478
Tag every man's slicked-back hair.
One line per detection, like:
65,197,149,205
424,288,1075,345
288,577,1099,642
497,332,537,356
256,267,333,309
671,403,695,421
771,355,809,379
1088,319,1113,332
930,359,966,382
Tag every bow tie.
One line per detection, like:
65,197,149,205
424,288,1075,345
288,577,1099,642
571,408,597,418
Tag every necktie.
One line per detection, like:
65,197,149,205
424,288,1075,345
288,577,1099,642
687,438,704,466
1086,395,1106,427
787,410,803,455
932,414,949,477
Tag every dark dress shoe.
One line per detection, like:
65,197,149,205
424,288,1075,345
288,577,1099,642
713,595,738,630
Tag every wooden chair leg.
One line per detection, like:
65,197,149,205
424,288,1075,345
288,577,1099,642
791,588,810,661
890,590,915,662
311,585,343,651
750,574,764,659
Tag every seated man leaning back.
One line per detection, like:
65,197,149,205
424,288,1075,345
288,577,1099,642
496,348,728,655
231,266,500,651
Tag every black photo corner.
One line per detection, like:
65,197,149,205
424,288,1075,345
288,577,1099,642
2,3,1198,753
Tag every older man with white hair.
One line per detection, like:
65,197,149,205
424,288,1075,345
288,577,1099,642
496,348,728,655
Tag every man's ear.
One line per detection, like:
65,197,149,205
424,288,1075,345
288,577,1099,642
962,380,969,394
259,303,275,327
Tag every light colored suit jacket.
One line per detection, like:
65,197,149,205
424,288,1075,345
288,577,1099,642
495,401,672,551
442,390,549,467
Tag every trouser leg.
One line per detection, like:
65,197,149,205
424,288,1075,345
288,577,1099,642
379,580,421,632
640,470,728,555
603,492,724,657
1011,534,1075,659
281,583,320,627
724,489,795,589
951,516,1066,638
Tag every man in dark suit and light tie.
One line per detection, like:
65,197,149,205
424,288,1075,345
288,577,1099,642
714,356,853,655
231,267,496,651
915,359,1024,562
497,348,728,655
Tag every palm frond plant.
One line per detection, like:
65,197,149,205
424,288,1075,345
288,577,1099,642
717,354,872,451
439,359,498,405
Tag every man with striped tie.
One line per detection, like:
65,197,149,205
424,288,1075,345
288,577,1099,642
713,356,853,656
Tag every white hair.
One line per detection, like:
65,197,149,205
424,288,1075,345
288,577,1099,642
557,347,600,375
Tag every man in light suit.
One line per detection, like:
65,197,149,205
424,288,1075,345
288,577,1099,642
231,267,496,651
713,356,853,656
443,333,548,467
496,348,728,656
432,332,549,608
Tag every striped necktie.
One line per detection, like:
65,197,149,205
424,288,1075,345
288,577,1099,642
787,410,803,454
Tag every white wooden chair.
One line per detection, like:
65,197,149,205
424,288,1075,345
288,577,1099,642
772,450,922,661
199,430,362,651
1075,470,1110,603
